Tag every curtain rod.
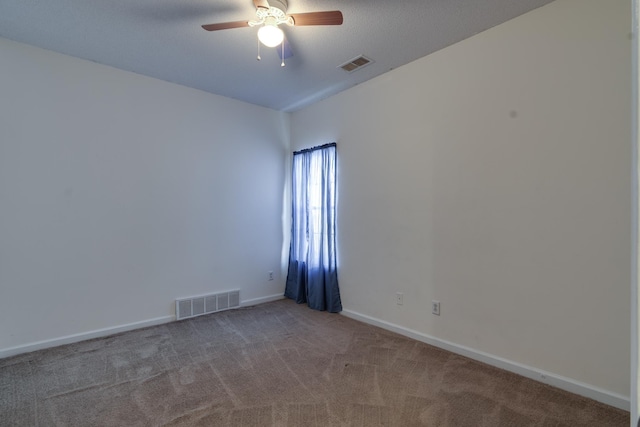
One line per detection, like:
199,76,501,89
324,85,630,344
293,142,336,155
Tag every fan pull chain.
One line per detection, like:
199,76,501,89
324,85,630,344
257,38,261,61
281,42,285,67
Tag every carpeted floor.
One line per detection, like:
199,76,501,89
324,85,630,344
0,299,629,426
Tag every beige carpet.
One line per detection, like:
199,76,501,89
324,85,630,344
0,299,629,426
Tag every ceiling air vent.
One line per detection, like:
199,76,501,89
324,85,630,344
339,55,373,73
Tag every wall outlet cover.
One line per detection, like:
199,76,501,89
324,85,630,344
432,300,440,316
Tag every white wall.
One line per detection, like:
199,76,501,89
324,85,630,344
291,0,631,403
0,38,289,354
633,0,639,420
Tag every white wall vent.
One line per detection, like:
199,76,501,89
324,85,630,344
176,290,240,320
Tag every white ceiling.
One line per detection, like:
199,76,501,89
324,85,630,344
0,0,554,112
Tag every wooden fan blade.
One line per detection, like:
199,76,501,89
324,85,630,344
201,20,250,31
290,11,343,26
253,0,270,9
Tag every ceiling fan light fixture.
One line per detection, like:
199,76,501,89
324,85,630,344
258,24,284,47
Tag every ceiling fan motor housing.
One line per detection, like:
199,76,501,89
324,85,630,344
266,0,288,15
254,0,292,26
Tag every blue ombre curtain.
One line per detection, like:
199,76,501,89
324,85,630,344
284,143,342,313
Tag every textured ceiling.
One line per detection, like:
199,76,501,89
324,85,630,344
0,0,555,112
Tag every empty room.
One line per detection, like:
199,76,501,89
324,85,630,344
0,0,634,425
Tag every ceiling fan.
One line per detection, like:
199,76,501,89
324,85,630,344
202,0,343,64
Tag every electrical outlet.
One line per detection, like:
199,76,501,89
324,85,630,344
396,292,403,305
268,271,274,281
432,300,440,316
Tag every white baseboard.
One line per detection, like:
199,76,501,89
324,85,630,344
341,309,630,412
0,315,174,360
0,294,285,360
241,293,285,307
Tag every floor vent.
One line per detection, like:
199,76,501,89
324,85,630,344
176,290,240,320
339,55,373,73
